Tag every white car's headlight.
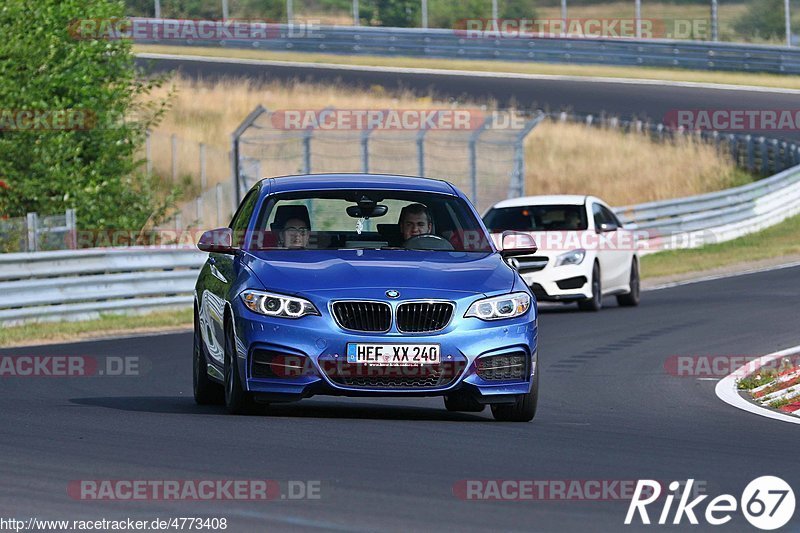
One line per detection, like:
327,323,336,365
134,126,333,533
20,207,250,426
240,289,319,318
465,292,531,321
555,248,586,267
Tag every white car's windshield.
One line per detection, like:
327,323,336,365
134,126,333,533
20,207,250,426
484,205,588,232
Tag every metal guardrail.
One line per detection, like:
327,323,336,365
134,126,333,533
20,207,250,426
3,159,799,324
134,19,800,75
0,248,205,325
614,163,800,253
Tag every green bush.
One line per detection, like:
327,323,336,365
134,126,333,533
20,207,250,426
0,0,175,234
733,0,788,40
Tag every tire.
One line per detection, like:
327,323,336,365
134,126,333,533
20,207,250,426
444,392,485,413
577,262,602,312
223,319,258,415
491,370,539,422
193,309,223,405
616,259,641,307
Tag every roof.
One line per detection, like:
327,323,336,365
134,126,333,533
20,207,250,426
490,195,590,209
265,173,457,195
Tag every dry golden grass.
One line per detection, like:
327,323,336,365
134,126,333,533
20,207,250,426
145,76,748,212
525,120,747,205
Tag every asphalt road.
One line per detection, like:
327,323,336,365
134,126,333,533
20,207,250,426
2,266,799,532
135,55,800,141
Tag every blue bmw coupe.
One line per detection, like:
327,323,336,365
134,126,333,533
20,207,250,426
193,174,539,421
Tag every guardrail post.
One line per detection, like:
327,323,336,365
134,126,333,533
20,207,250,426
26,212,38,252
196,196,203,223
154,0,160,18
635,0,642,39
416,128,427,176
303,128,312,173
729,134,739,166
421,0,428,29
361,127,373,173
711,0,719,41
215,183,223,227
785,0,792,47
230,105,267,205
145,130,152,175
759,136,768,175
199,143,207,190
66,209,77,250
171,134,178,182
745,134,755,172
469,116,493,207
508,112,545,199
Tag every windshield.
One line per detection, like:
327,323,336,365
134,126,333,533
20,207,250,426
248,190,493,252
483,205,588,232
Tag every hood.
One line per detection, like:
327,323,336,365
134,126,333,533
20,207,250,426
243,249,515,297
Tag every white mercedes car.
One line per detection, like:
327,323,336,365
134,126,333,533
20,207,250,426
483,195,640,311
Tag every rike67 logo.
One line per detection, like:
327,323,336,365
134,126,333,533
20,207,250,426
625,477,795,530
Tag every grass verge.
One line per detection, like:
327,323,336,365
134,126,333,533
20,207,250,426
135,44,800,91
641,212,800,279
0,309,192,348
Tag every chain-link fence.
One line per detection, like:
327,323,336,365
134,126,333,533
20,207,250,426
233,106,545,214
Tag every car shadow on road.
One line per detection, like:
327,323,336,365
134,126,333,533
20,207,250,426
69,396,492,422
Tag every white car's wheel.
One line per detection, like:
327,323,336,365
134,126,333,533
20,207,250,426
577,262,602,312
616,259,640,307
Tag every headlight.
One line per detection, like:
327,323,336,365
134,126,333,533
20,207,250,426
240,289,319,319
555,248,586,267
465,292,531,321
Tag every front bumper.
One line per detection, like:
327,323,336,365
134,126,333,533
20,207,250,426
519,258,593,302
228,298,537,401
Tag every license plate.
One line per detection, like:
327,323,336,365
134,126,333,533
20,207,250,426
346,343,440,366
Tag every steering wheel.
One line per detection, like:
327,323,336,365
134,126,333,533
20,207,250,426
404,234,455,251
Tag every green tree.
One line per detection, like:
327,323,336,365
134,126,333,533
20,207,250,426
0,0,172,233
733,0,787,41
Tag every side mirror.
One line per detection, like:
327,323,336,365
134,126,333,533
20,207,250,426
498,230,538,258
597,222,618,233
198,227,236,254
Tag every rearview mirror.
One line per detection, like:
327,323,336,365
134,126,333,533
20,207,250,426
347,204,388,218
197,227,236,254
497,230,538,257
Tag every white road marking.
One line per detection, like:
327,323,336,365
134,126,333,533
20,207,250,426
715,344,800,425
136,52,800,95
